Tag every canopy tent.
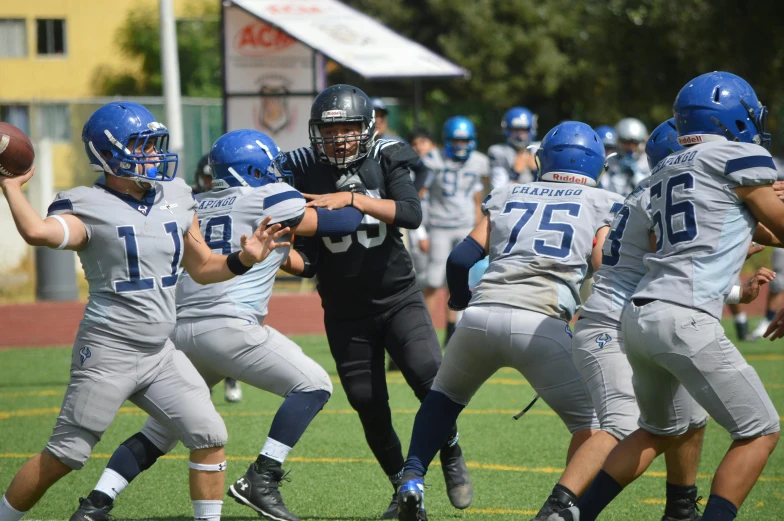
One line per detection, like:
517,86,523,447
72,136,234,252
222,0,468,151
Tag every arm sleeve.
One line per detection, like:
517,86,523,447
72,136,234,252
293,235,320,279
315,206,364,237
446,236,487,309
380,142,423,229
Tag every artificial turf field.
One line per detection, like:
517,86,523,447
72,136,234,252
0,319,782,521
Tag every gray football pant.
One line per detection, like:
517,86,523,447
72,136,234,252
432,305,599,434
573,317,707,440
141,317,332,453
46,327,226,470
622,300,779,439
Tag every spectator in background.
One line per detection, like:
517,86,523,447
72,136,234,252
371,98,406,142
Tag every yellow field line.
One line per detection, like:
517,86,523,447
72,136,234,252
0,390,62,398
747,354,784,361
465,508,538,515
1,452,782,483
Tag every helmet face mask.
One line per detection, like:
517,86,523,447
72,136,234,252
309,85,376,169
443,116,477,161
83,102,178,186
502,107,537,150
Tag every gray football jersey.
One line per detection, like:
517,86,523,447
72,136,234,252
633,141,778,319
423,148,489,228
471,182,623,321
487,143,536,188
580,179,653,325
47,177,196,348
176,183,304,324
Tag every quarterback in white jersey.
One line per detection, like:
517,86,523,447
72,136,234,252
552,72,784,521
395,122,621,521
0,104,286,521
70,130,368,521
420,116,490,344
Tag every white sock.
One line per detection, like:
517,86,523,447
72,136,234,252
735,312,747,324
0,495,26,521
193,499,222,521
260,437,292,463
94,468,129,500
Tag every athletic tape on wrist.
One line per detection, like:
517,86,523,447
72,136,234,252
189,460,227,472
726,285,741,305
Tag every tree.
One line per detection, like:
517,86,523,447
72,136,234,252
93,0,221,98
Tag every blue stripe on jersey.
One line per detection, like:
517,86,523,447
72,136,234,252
263,190,304,210
724,155,776,175
47,198,73,214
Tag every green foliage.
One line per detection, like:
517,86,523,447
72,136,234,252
94,0,221,98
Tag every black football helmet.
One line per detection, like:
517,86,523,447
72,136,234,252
309,84,376,169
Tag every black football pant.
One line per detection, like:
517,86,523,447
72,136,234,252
325,290,458,477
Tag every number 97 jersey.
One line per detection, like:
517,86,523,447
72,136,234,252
633,141,779,319
471,182,622,321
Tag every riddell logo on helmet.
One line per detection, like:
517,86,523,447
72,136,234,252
322,110,346,119
677,135,704,145
551,173,589,184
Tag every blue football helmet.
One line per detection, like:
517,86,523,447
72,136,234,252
645,118,684,170
536,121,605,187
209,129,290,189
443,116,477,161
82,101,177,185
674,71,770,149
594,125,617,148
502,107,537,149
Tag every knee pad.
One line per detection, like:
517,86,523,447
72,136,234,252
122,432,165,472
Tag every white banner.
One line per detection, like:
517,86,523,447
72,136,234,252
230,0,468,79
225,96,311,153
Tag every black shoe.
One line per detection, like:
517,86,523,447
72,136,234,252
661,494,702,521
397,473,427,521
735,320,749,342
532,489,577,520
440,442,472,509
228,460,300,521
69,495,113,521
382,492,399,519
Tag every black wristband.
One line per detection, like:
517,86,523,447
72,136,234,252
227,251,252,275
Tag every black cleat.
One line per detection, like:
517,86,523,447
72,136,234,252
440,442,473,509
735,320,749,342
381,492,399,519
661,493,702,521
532,486,577,520
69,495,113,521
397,473,427,521
228,460,300,521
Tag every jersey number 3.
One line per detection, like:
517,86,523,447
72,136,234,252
114,222,182,293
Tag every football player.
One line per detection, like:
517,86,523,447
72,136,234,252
750,247,784,339
0,103,287,521
488,106,539,188
67,129,369,521
396,122,623,521
601,118,650,196
551,71,783,521
372,97,406,142
280,85,472,518
420,116,490,344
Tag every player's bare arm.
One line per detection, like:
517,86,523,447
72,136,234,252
735,184,784,244
474,191,484,228
304,191,399,225
0,166,88,250
591,226,610,273
752,222,783,248
182,215,290,284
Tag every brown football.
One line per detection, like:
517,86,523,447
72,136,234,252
0,122,35,177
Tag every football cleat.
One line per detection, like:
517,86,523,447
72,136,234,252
735,320,750,342
750,319,771,341
381,492,399,519
661,492,702,521
440,442,473,509
68,496,113,521
532,488,577,520
228,460,300,521
397,473,427,521
225,378,243,403
546,506,580,521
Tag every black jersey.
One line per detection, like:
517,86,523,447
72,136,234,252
286,140,423,319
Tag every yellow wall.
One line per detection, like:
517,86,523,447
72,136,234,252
0,0,193,100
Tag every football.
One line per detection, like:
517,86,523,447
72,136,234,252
0,122,35,177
